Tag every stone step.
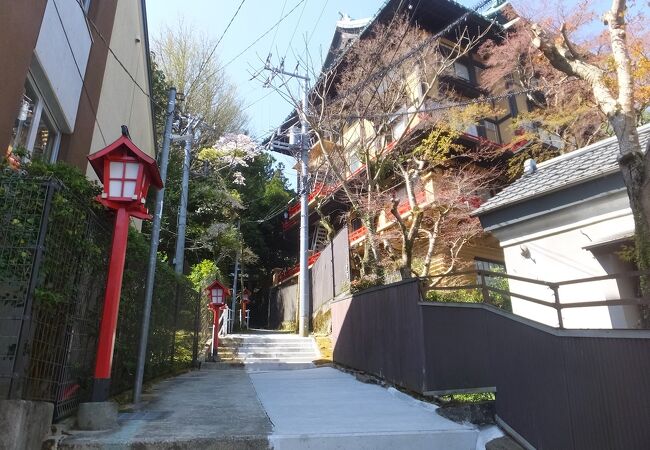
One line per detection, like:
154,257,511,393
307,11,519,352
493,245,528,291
240,356,318,363
236,352,318,358
223,340,313,347
234,346,316,352
244,362,316,371
223,336,312,342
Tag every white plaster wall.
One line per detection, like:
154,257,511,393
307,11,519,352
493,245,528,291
496,206,640,329
33,0,92,132
87,0,155,180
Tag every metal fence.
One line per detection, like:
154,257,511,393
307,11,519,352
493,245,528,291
0,174,111,419
331,278,650,450
0,172,201,420
424,268,650,328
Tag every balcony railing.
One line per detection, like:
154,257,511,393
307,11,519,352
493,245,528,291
274,251,322,285
286,183,335,219
395,190,427,215
348,226,367,245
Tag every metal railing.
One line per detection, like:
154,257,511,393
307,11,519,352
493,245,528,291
219,307,229,337
239,308,250,330
422,269,650,329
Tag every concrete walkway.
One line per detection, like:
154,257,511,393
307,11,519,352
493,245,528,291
251,367,477,450
60,332,479,449
60,369,271,449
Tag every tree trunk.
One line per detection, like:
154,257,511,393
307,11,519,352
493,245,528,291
530,0,650,324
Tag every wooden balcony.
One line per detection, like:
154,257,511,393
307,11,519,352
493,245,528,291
348,226,367,246
273,252,322,285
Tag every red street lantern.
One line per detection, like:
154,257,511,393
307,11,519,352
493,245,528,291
241,288,252,329
87,135,162,402
205,280,230,359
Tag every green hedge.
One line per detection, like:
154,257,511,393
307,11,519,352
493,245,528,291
1,162,198,411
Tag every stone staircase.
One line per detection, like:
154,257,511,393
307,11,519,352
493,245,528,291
210,331,320,370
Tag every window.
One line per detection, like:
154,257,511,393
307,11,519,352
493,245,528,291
475,258,505,271
465,124,479,137
482,120,499,143
475,258,506,282
79,0,91,12
453,61,471,81
507,93,519,117
348,151,362,174
9,77,61,163
391,115,408,141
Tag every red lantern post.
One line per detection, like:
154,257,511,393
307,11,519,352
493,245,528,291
241,288,252,329
87,136,162,402
205,280,230,359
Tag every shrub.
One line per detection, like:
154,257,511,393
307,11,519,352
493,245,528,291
425,271,512,312
350,273,382,293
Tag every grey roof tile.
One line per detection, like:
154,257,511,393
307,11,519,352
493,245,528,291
474,124,650,215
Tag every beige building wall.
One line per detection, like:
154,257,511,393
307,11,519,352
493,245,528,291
86,0,154,181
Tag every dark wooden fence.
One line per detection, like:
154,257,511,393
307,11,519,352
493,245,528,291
331,279,650,450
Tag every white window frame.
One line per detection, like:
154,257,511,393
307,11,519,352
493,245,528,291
23,74,61,163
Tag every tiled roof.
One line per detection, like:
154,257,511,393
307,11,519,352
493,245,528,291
474,124,650,215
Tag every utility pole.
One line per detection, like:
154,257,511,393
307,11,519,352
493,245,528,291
297,78,310,337
230,221,241,333
173,131,192,275
134,87,176,404
265,63,310,337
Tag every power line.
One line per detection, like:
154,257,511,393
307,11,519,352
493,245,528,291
185,0,247,99
222,0,307,70
75,0,164,112
267,0,288,56
51,0,107,145
306,0,330,47
242,90,275,112
282,0,308,62
356,0,420,120
341,84,566,120
337,0,494,102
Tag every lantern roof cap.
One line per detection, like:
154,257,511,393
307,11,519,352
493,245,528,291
205,279,230,297
88,135,163,189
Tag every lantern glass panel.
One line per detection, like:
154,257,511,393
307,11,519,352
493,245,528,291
109,161,123,178
125,162,139,178
109,180,123,197
211,289,223,303
123,180,137,198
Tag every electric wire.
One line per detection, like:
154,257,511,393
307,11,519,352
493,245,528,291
338,0,494,101
221,0,307,70
355,0,421,120
73,0,165,112
242,90,275,112
341,83,567,120
51,0,107,145
281,0,308,63
306,0,330,47
185,0,247,100
267,0,289,57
